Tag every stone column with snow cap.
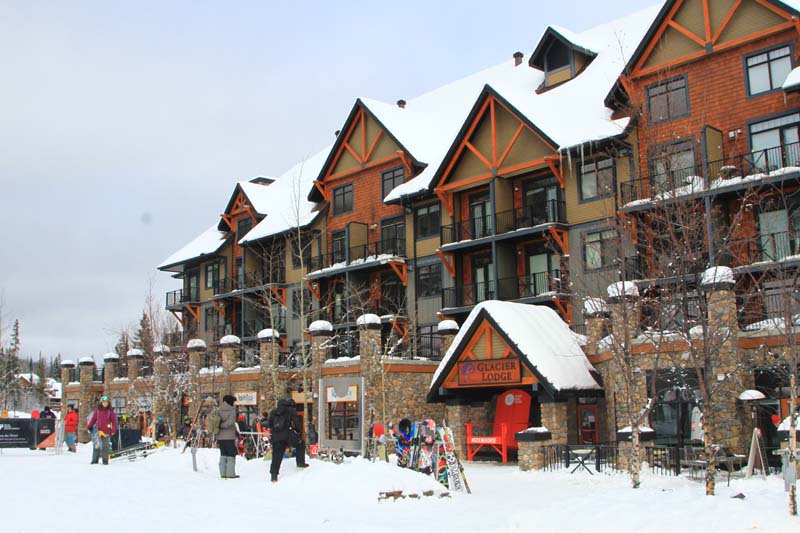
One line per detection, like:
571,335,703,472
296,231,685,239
582,297,609,358
437,320,459,357
186,339,206,415
309,320,333,404
220,335,240,394
701,266,750,451
257,329,281,413
152,344,171,419
125,348,144,420
358,314,383,443
60,360,76,396
78,357,95,443
606,281,640,344
102,352,119,396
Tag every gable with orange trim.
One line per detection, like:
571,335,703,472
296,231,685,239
631,0,797,78
441,320,538,389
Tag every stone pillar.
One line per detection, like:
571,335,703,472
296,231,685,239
60,360,76,390
437,320,459,357
701,267,751,452
220,335,241,395
582,297,609,358
540,402,568,445
606,282,640,343
126,349,144,419
78,357,96,443
187,339,206,418
257,329,281,414
309,320,333,403
152,344,171,419
358,314,383,447
102,353,119,396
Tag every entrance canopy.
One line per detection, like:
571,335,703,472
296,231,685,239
428,301,601,402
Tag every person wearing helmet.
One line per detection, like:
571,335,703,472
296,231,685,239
87,396,117,465
155,415,170,444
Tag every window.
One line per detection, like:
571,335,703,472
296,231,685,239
749,113,800,171
204,307,218,332
332,231,347,263
237,217,253,240
584,229,617,270
544,42,570,72
381,167,405,200
111,397,126,417
746,45,792,96
647,75,689,123
415,203,440,239
416,263,442,298
205,262,220,290
579,158,614,201
651,139,696,191
381,217,405,255
186,271,200,301
333,183,353,215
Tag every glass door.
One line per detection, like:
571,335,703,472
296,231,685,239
527,253,552,296
758,209,790,261
526,185,559,225
470,193,492,239
472,254,494,304
380,217,405,256
577,404,598,445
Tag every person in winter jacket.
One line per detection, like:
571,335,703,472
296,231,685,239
63,405,79,452
178,417,192,440
217,395,239,479
87,396,117,465
41,406,57,419
268,398,309,482
155,416,170,444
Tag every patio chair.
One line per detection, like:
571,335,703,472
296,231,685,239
464,389,531,463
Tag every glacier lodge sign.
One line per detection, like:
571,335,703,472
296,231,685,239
457,359,521,386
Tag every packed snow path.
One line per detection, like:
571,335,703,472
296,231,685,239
1,446,796,532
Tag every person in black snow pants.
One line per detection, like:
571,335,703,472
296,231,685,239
218,395,239,479
268,398,309,482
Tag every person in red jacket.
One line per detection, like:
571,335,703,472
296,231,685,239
87,396,117,465
63,405,79,453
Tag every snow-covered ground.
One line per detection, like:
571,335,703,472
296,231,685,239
1,445,796,532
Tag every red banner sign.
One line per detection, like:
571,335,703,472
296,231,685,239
457,359,521,386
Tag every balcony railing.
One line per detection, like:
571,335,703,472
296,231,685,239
212,267,286,295
442,280,495,308
165,287,200,307
621,141,800,205
497,270,563,300
728,230,800,266
441,200,566,246
242,317,286,338
414,332,443,361
739,290,800,329
309,236,406,272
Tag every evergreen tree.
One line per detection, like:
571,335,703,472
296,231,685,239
115,331,130,376
34,356,47,406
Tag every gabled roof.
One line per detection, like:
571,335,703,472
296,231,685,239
217,179,276,231
528,25,598,70
428,302,601,402
158,223,230,272
239,145,332,244
384,4,660,203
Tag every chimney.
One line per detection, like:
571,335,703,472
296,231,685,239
334,129,341,137
397,99,406,109
513,51,524,67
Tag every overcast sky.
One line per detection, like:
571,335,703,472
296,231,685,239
0,0,659,361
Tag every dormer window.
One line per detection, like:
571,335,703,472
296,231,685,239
529,27,597,91
545,42,570,74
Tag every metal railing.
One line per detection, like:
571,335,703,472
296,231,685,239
738,289,800,328
165,287,200,307
212,268,285,295
541,444,621,473
414,332,443,361
242,317,286,338
442,280,494,308
441,200,566,245
497,270,563,300
621,141,800,205
309,236,406,272
728,229,800,266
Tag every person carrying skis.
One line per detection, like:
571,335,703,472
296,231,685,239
63,405,78,453
267,397,309,482
87,396,117,465
217,394,239,479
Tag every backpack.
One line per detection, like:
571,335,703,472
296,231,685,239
270,408,289,433
208,409,221,436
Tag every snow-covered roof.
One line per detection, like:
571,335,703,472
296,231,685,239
782,66,800,92
220,335,241,345
238,146,332,244
158,223,229,272
237,179,278,215
356,314,381,326
383,4,660,203
187,339,207,349
257,329,280,339
701,266,733,287
429,301,601,400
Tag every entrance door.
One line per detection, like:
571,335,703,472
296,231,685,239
525,184,559,225
526,252,553,296
470,193,492,239
472,254,494,304
577,404,598,444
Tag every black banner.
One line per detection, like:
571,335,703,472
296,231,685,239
0,418,56,448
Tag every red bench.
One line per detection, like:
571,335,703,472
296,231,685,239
465,389,531,463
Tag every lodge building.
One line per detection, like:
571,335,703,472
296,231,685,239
64,0,800,465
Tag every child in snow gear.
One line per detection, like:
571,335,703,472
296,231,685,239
63,405,78,452
155,416,170,444
87,396,117,465
217,395,239,478
268,398,309,482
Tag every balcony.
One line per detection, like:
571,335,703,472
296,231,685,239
212,267,286,297
442,280,495,309
497,270,564,300
308,236,406,275
621,142,800,208
727,230,800,269
165,287,200,308
440,200,566,248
